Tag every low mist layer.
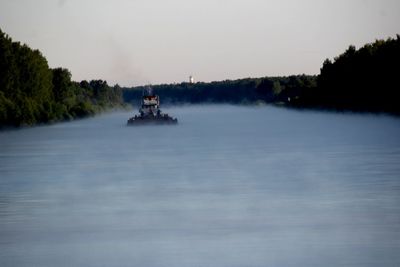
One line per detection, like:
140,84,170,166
1,106,399,266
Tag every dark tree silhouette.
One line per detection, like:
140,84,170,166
0,28,124,128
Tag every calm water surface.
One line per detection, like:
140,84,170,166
1,105,400,267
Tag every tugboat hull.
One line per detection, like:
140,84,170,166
127,116,178,126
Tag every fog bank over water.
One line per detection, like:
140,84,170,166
1,106,400,266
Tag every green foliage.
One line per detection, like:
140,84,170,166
123,75,317,106
0,91,14,125
124,36,400,115
306,36,400,113
52,68,73,102
3,25,398,128
0,28,124,128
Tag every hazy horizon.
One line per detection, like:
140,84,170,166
1,0,399,86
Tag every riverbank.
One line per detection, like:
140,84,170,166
0,28,126,128
124,35,400,116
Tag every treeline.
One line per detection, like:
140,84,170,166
295,35,400,114
0,29,124,128
124,35,400,115
123,75,317,106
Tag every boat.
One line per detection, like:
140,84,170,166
127,88,178,125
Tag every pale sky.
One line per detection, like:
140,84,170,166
0,0,399,86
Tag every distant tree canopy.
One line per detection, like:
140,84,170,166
124,36,400,115
123,75,317,107
0,28,124,128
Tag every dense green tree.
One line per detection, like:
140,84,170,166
0,28,124,128
0,29,54,126
312,36,400,113
52,68,73,102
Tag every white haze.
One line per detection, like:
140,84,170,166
1,106,400,266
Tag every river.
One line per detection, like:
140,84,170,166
1,105,400,267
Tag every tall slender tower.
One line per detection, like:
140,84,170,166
189,75,195,84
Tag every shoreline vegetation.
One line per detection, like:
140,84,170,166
1,28,399,129
0,29,125,129
124,35,400,116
